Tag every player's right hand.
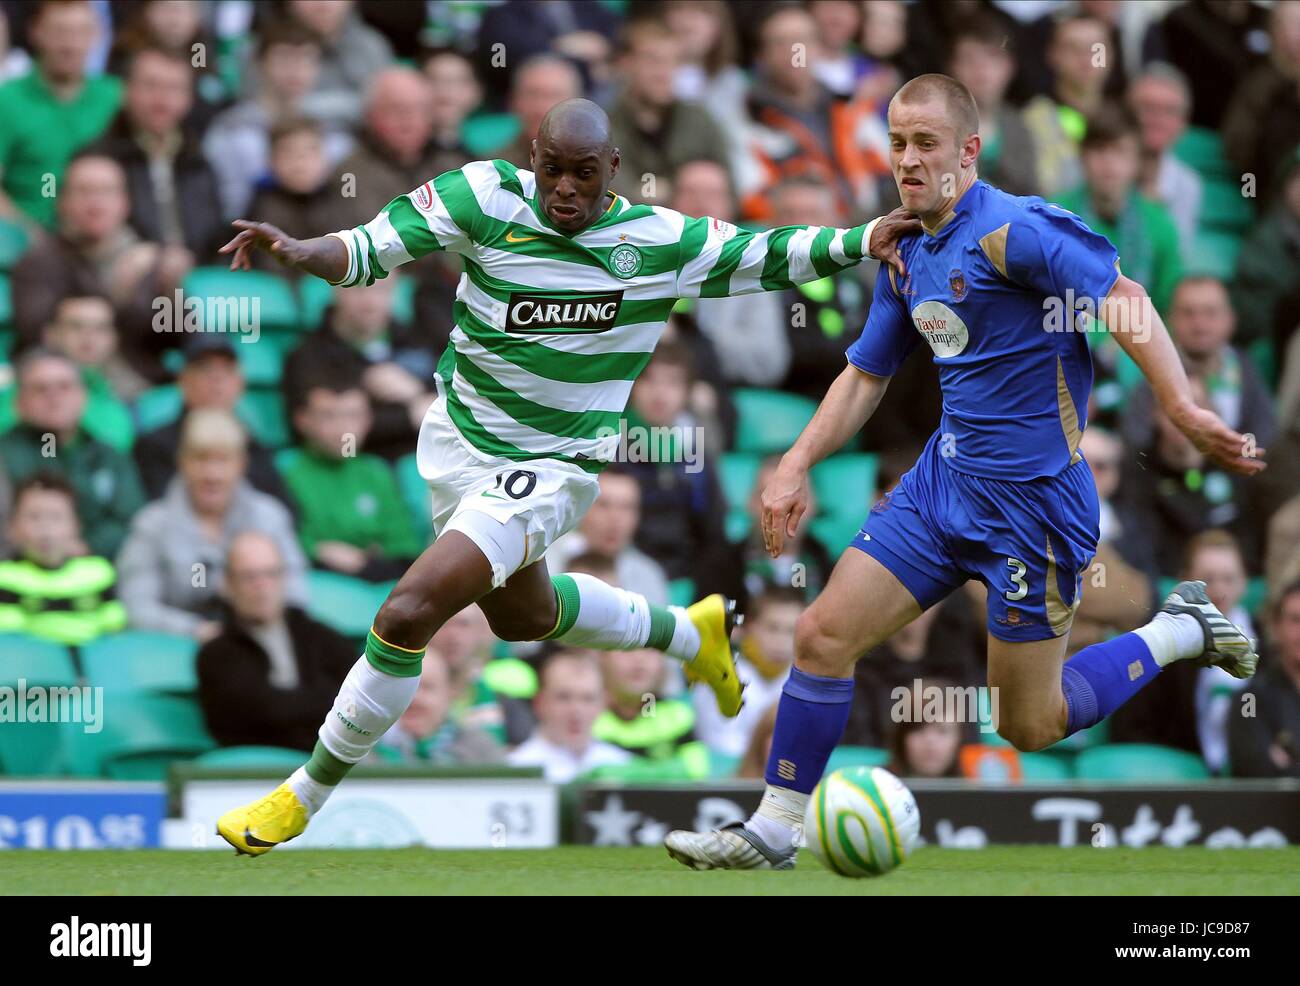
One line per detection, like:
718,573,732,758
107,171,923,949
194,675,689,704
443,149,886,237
219,220,305,271
1172,403,1267,477
869,206,923,278
760,458,811,558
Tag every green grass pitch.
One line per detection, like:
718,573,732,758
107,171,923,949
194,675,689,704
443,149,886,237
6,846,1299,895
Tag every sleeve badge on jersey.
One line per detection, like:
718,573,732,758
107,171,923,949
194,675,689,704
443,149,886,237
412,182,434,211
709,217,737,241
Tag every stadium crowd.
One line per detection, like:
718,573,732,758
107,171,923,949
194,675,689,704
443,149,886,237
0,0,1298,785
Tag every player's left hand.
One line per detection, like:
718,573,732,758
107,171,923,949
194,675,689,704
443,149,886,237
760,457,812,558
1171,403,1267,476
869,206,923,278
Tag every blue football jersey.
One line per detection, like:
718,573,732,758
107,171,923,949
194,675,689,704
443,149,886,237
847,180,1121,481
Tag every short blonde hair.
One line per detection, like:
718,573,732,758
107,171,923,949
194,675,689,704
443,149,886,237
179,408,247,456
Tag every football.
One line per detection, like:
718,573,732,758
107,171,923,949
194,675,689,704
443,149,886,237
803,766,922,878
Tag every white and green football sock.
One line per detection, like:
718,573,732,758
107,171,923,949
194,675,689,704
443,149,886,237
540,573,700,662
287,629,424,816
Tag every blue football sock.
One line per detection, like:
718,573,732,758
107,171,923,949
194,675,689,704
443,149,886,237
1060,632,1162,735
763,667,855,794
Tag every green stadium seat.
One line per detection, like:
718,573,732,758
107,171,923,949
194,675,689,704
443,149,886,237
1019,751,1073,781
718,451,761,542
236,338,285,387
195,745,309,770
1186,230,1242,281
0,327,13,360
808,453,878,554
807,514,863,556
80,631,199,695
1047,717,1109,751
64,693,215,780
824,745,889,772
396,452,434,543
238,388,291,448
1199,178,1253,234
462,112,519,157
732,388,818,454
306,570,395,640
298,273,416,330
1074,743,1210,781
1172,127,1234,181
182,266,300,333
667,577,696,608
0,220,29,269
0,272,11,329
1247,338,1276,390
134,385,183,432
0,635,78,776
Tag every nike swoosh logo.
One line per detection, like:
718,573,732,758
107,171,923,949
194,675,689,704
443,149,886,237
243,827,278,848
505,230,539,243
481,491,506,500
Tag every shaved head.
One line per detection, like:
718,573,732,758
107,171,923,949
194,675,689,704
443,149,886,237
891,73,980,142
531,98,621,233
537,98,612,153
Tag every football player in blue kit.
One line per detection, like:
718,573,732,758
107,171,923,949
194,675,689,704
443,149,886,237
666,73,1266,870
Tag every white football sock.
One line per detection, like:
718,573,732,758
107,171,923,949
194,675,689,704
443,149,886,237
549,573,701,661
288,655,421,816
1134,612,1205,667
746,784,808,851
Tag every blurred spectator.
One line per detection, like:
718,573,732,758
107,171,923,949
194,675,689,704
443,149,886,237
1231,147,1300,350
886,713,964,779
0,8,32,84
330,66,459,226
724,455,834,608
473,0,616,109
133,335,290,504
947,14,1039,197
107,0,225,131
1127,63,1201,248
1021,12,1112,197
422,48,480,162
430,606,521,746
280,375,420,581
1229,579,1300,778
42,292,149,408
772,175,870,400
1016,1,1132,107
1080,425,1157,578
507,649,630,782
0,0,121,228
196,531,353,750
1122,376,1256,576
693,585,800,759
596,646,707,776
370,649,506,765
1055,105,1182,317
485,53,582,170
87,45,222,260
607,17,729,205
663,1,752,189
117,407,307,639
1150,0,1270,130
744,4,889,222
0,348,143,558
202,20,350,219
1266,491,1300,597
282,274,437,461
244,117,350,277
842,594,984,747
809,0,866,98
12,152,190,382
621,341,729,593
0,473,126,644
284,0,394,130
550,465,670,606
858,0,909,102
1223,0,1300,206
668,159,790,388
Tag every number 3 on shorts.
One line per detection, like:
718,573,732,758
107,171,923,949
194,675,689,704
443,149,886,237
1005,557,1028,601
495,470,537,500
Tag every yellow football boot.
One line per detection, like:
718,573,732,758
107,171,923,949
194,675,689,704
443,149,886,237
686,593,746,717
216,783,309,856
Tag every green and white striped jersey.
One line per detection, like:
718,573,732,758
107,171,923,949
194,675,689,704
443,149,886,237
328,159,875,470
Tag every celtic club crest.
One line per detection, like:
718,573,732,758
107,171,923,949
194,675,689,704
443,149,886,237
609,243,643,279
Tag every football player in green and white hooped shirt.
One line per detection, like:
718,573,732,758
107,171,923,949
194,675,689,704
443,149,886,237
213,98,917,854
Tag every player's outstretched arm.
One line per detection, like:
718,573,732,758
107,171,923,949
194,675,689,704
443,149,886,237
763,365,890,557
218,220,349,284
1104,272,1265,476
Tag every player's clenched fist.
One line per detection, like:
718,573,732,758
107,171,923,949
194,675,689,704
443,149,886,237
219,220,309,271
760,456,812,558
